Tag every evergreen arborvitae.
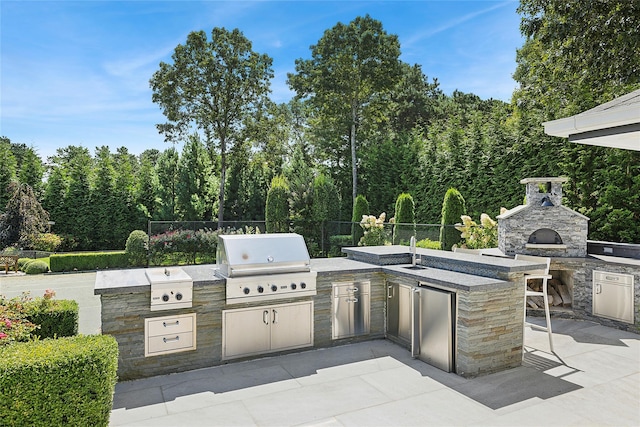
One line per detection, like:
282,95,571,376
311,174,340,255
351,195,369,245
439,188,466,251
265,175,290,233
393,193,415,244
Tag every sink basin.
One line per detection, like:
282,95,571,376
403,265,427,270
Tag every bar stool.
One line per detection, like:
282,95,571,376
515,254,554,352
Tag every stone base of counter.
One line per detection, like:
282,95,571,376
456,285,524,377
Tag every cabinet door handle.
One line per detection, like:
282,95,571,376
595,284,602,294
163,320,180,327
163,336,180,343
273,309,278,324
387,285,393,299
263,310,270,325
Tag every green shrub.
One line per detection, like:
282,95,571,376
328,234,352,257
25,299,79,339
33,233,63,252
393,193,415,244
439,188,466,251
17,257,34,271
23,260,49,274
416,238,442,250
49,251,128,272
0,335,118,426
351,195,369,246
311,174,340,255
266,175,290,233
148,228,219,266
125,230,149,267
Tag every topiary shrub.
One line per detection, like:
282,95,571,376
265,175,290,233
17,257,34,271
311,174,340,255
24,260,49,275
393,193,415,244
0,335,118,426
351,195,369,246
125,230,149,267
439,188,466,251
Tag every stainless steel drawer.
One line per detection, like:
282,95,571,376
145,313,196,356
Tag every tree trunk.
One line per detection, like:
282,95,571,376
218,138,227,228
350,99,358,203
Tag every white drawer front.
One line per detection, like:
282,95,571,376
147,315,194,337
146,332,194,356
145,313,196,356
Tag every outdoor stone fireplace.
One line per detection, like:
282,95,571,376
498,177,589,258
497,177,590,312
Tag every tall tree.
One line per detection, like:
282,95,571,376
0,137,17,210
0,182,49,249
288,15,401,205
176,135,211,220
91,146,118,249
155,147,180,221
150,27,273,226
17,147,44,197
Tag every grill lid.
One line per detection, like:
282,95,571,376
217,233,311,277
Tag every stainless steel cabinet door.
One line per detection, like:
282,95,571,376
412,285,455,372
270,301,313,350
387,282,411,344
222,307,270,359
332,281,370,339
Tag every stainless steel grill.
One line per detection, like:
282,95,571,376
216,233,317,304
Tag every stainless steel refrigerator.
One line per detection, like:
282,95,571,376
411,283,456,372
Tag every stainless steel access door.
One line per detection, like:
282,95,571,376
387,282,412,345
411,284,455,372
332,281,370,339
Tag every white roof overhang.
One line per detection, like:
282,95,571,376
543,89,640,151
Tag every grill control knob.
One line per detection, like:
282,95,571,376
162,294,170,302
291,283,297,290
175,292,183,301
257,286,264,293
300,282,307,289
271,285,278,292
243,287,250,295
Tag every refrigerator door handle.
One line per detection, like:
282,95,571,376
387,285,393,299
595,283,602,294
411,288,420,358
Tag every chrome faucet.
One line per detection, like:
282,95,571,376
410,236,417,266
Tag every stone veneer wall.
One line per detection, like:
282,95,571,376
455,276,524,377
100,283,225,381
100,272,386,381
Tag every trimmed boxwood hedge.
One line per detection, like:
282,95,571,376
0,335,119,426
25,299,79,339
49,251,128,272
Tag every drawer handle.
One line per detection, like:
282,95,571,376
163,321,180,327
348,287,359,293
347,297,359,303
163,336,180,343
605,276,619,281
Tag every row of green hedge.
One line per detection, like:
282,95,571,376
0,335,118,426
49,251,128,272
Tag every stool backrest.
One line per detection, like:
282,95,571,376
515,254,550,275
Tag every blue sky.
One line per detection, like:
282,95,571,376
1,1,523,160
